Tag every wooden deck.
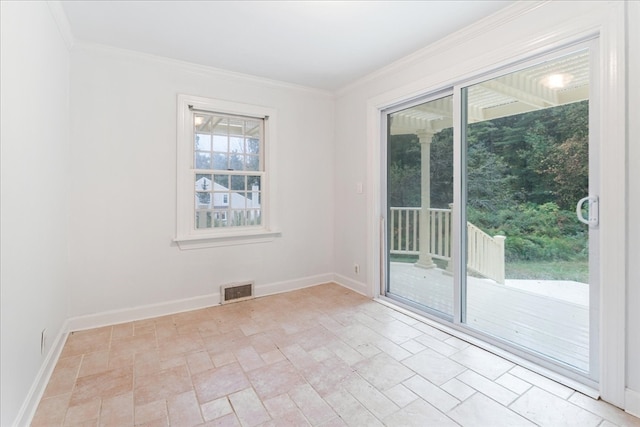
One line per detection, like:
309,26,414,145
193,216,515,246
388,262,589,372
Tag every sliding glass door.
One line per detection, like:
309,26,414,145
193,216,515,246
383,42,598,381
386,94,454,319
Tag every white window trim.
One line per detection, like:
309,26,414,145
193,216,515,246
175,94,280,249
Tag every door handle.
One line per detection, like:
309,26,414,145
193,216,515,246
576,196,599,227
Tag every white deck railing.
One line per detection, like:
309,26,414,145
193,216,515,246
390,207,506,284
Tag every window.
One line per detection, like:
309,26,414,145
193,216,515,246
175,95,280,249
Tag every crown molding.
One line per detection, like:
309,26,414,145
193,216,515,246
336,1,549,97
72,42,335,99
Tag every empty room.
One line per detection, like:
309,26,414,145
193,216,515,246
1,1,639,426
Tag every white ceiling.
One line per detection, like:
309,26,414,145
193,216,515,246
61,1,515,91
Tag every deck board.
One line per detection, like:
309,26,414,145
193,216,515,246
389,262,589,372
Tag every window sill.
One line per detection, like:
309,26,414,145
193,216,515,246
174,229,282,250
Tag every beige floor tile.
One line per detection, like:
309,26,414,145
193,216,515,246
78,351,110,378
61,327,113,358
30,284,639,427
341,374,399,419
262,394,298,419
192,363,250,404
383,398,458,427
403,375,460,413
111,322,134,340
99,391,134,427
354,352,414,391
447,393,535,427
186,351,214,375
70,367,133,406
201,397,233,421
260,349,286,365
167,390,204,426
200,412,241,426
440,378,476,402
402,348,466,385
63,397,101,426
510,387,602,427
227,388,271,426
233,346,266,372
374,337,413,361
302,355,353,397
414,333,460,357
134,399,168,425
134,364,192,406
509,365,574,399
43,355,83,398
383,383,419,408
399,339,428,355
324,388,384,427
456,369,518,406
246,359,306,400
495,372,532,395
449,346,515,380
377,320,422,344
288,383,337,425
30,393,71,427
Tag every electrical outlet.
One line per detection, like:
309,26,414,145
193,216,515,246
354,264,360,274
40,328,47,356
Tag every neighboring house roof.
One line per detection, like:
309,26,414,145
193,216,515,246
195,177,260,209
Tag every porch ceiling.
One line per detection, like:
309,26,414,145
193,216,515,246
390,51,589,135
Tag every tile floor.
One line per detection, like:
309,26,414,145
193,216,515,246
31,283,640,427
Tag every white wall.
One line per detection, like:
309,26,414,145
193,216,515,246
67,46,335,318
334,0,636,409
0,2,71,426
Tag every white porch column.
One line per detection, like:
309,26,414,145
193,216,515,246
415,130,436,269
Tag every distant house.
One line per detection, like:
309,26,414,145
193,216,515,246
195,176,260,224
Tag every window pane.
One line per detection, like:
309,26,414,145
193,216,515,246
212,134,227,152
213,153,228,170
230,136,244,153
247,138,260,155
247,175,261,190
195,193,211,208
229,155,244,171
194,115,211,132
245,155,260,171
245,121,261,138
195,152,211,169
230,193,246,209
195,174,212,191
228,118,244,137
231,175,246,191
195,134,212,151
213,192,228,207
214,174,229,188
195,211,212,229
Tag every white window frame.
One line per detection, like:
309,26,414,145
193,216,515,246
175,94,280,249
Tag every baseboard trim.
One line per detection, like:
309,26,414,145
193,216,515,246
14,321,69,427
333,273,368,296
66,273,336,333
626,388,640,418
254,273,335,297
66,293,222,332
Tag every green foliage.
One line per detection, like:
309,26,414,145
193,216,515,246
387,100,590,264
468,203,587,262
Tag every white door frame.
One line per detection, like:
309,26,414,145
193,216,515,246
366,1,626,408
